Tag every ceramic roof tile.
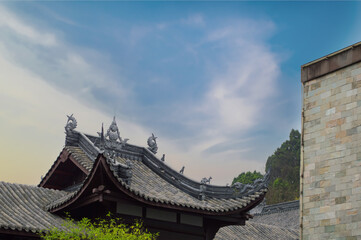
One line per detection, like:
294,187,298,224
215,200,300,239
107,156,265,212
46,149,267,212
252,208,299,229
0,181,68,233
65,146,93,172
215,222,299,240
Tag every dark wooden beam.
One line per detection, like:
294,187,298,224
113,213,205,238
0,229,39,238
67,194,101,211
54,170,76,176
204,219,222,240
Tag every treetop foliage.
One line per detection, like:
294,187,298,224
232,170,263,185
40,213,158,240
265,129,300,204
231,129,300,205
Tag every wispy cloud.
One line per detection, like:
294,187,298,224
0,5,132,113
171,19,280,140
0,5,282,185
180,14,205,27
0,6,57,47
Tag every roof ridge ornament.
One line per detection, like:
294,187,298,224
105,116,121,147
65,114,77,133
104,116,129,149
201,176,212,185
147,133,158,154
199,176,211,200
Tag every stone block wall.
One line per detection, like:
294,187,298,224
301,43,361,240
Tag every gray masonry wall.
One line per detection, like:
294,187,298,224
301,53,361,240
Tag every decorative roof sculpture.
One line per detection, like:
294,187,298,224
65,114,77,133
0,114,272,240
201,176,212,184
7,114,272,240
51,115,272,203
104,117,129,149
147,133,158,154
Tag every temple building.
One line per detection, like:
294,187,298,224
0,115,271,240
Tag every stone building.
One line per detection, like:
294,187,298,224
301,41,361,239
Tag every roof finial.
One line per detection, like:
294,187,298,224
106,116,120,142
179,166,185,174
102,117,129,149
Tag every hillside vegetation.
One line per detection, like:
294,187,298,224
232,129,300,204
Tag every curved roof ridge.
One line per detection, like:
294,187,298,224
256,200,299,215
46,153,267,215
75,131,269,200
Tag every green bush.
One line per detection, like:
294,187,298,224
40,213,158,240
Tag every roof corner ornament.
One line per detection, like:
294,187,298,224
232,182,253,195
161,154,165,162
231,170,270,196
147,133,158,154
65,114,77,133
179,166,185,174
105,116,129,149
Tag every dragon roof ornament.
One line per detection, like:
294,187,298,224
147,133,158,154
231,170,271,196
65,114,77,133
63,114,269,201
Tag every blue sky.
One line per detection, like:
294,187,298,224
0,2,360,185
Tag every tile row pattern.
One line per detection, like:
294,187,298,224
215,200,300,239
65,146,93,172
215,222,299,240
0,181,68,233
47,146,268,213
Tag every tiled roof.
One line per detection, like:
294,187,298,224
109,157,266,212
215,200,300,239
46,151,268,213
0,181,68,233
65,146,93,172
215,222,299,240
253,208,299,229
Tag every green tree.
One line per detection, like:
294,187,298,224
40,213,158,240
265,129,300,204
232,171,263,185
